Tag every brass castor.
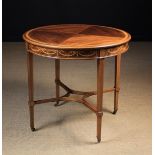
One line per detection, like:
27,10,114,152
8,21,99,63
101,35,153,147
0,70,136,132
112,109,118,114
54,102,59,106
31,128,35,132
97,137,101,143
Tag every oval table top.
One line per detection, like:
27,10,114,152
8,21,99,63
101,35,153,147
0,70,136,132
23,24,131,49
23,24,131,59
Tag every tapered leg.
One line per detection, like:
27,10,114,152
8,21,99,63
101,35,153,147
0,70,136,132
96,58,104,143
27,52,35,131
113,55,121,114
55,59,60,106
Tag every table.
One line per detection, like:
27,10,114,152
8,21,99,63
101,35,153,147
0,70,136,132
23,24,131,142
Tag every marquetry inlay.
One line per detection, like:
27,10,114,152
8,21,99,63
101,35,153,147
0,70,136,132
23,24,131,59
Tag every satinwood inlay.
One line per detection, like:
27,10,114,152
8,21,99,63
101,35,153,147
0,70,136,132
23,24,131,59
24,24,131,142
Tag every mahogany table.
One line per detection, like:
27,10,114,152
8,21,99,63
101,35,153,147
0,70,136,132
23,24,131,142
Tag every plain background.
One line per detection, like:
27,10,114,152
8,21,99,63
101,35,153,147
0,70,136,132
2,0,152,41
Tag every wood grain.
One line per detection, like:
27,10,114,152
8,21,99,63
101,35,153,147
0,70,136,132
24,24,131,142
23,24,131,49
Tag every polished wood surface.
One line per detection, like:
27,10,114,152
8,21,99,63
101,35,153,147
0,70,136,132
23,24,131,59
55,59,60,106
23,24,131,49
27,52,35,131
97,59,104,142
113,55,121,114
24,24,131,143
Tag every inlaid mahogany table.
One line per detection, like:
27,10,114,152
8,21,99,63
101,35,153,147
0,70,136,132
23,24,131,142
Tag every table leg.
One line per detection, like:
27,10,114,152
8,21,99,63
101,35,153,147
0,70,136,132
113,55,121,114
55,59,60,106
27,52,35,131
96,58,104,142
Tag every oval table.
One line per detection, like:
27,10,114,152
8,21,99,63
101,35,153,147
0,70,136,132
23,24,131,142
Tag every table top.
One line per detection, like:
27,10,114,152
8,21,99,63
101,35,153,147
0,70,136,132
23,24,131,50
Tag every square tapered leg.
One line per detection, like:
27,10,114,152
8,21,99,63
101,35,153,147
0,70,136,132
27,52,35,131
113,55,121,114
96,58,104,142
55,59,60,106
